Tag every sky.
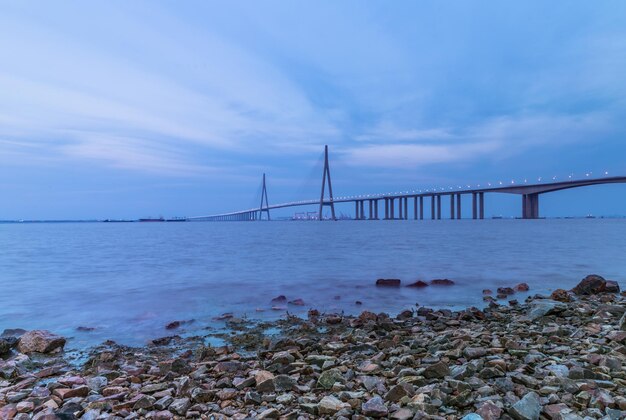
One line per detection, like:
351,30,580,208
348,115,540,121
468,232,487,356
1,0,626,219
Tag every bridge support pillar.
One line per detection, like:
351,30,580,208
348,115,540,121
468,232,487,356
450,195,455,219
479,192,485,219
522,193,539,219
404,197,408,220
472,193,477,219
420,196,424,220
374,200,379,219
360,200,365,220
457,194,462,219
368,200,373,220
437,195,442,220
413,197,418,220
431,196,435,219
384,199,389,220
398,198,403,219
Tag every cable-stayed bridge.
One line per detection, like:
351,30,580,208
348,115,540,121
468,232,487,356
190,146,626,221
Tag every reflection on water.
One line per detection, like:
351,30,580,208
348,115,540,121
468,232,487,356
0,219,624,347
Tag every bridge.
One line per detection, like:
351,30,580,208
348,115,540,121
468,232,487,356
190,146,626,221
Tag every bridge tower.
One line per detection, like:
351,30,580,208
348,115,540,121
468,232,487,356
319,145,336,221
259,173,270,220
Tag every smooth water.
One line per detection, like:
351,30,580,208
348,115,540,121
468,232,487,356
1,219,624,348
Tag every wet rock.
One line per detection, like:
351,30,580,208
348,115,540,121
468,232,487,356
515,283,530,292
0,338,12,355
509,391,541,420
572,274,607,295
431,278,455,286
271,295,287,303
605,280,620,293
288,298,305,306
362,396,389,417
483,289,493,295
17,330,66,354
497,287,515,296
407,280,429,288
550,289,571,302
376,279,401,287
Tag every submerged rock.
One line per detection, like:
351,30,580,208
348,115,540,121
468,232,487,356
407,280,429,288
431,278,455,286
376,278,401,287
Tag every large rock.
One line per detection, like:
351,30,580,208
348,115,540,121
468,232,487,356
528,300,567,320
572,274,607,295
620,312,626,331
0,338,13,355
17,330,66,354
431,278,455,286
509,392,541,420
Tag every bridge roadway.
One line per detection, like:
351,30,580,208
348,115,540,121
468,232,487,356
190,175,626,221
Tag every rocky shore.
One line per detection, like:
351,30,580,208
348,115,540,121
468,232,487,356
1,275,625,420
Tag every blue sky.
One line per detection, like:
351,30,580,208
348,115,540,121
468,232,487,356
1,1,626,219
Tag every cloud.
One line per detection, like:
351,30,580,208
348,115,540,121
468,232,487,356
342,112,613,168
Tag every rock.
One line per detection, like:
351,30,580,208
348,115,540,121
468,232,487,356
317,368,343,389
483,289,493,295
397,310,413,320
423,361,450,379
271,295,287,303
168,398,190,416
497,287,515,296
620,312,626,330
509,392,541,420
572,274,607,295
288,298,305,306
476,400,502,420
318,395,348,415
515,283,530,292
0,338,12,355
431,278,455,286
407,280,429,288
385,384,408,402
257,408,280,419
274,375,297,392
461,415,484,420
165,321,181,330
255,370,275,392
376,278,401,287
605,280,620,293
550,289,571,302
528,300,567,320
17,330,66,354
463,347,487,359
362,396,389,417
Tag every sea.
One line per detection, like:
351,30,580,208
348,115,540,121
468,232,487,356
1,219,624,349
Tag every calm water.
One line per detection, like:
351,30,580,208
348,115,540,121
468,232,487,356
1,219,624,348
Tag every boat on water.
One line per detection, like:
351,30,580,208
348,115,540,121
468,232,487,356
165,217,187,222
138,217,165,222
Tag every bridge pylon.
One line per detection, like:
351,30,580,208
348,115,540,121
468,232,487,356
319,145,336,221
259,173,270,220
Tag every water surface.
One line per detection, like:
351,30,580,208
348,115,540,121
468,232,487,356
1,219,624,347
